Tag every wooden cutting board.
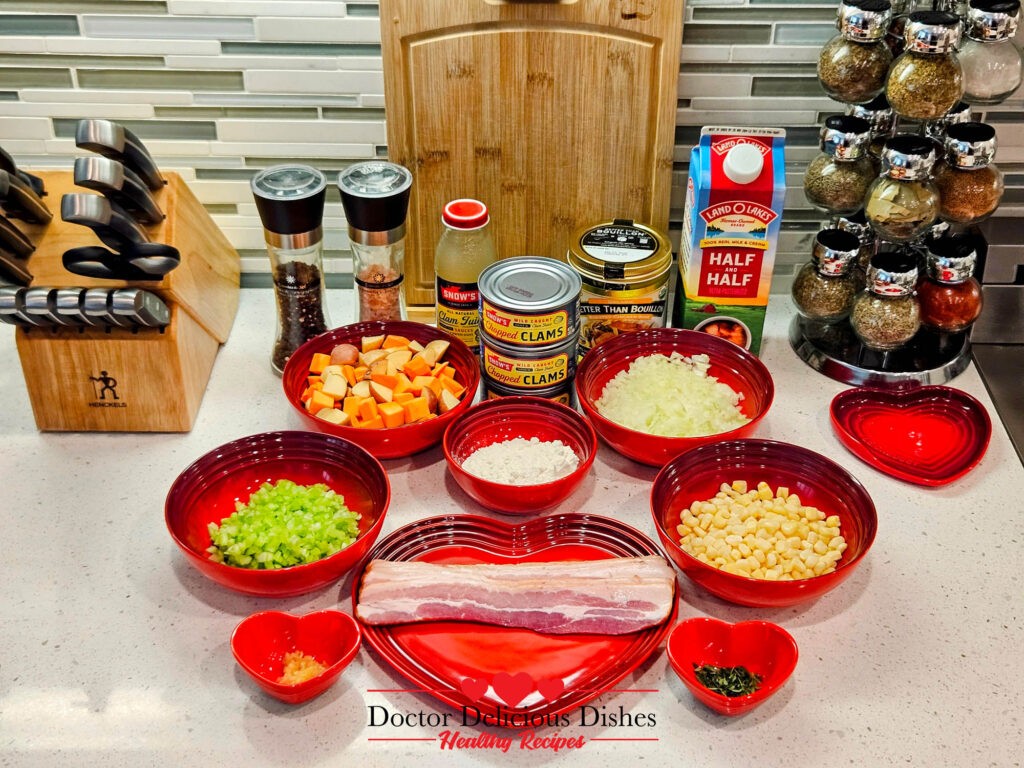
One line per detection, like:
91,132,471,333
380,0,684,307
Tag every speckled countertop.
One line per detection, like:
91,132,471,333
1,289,1021,768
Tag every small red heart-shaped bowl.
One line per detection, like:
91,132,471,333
666,617,798,716
231,609,361,704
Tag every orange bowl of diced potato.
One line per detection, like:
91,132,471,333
282,321,481,459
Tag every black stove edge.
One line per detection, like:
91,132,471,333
971,344,1024,467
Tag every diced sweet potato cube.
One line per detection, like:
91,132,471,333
341,364,358,387
354,414,385,429
358,398,379,421
439,376,465,398
371,372,399,390
307,389,335,415
382,334,411,349
309,352,332,374
342,396,362,420
426,377,445,399
431,362,449,378
353,365,369,382
393,391,415,404
378,401,406,428
402,396,431,423
392,372,413,395
402,355,432,378
409,375,435,394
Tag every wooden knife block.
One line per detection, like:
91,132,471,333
12,171,240,432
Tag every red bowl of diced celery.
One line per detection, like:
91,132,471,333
574,328,774,467
165,430,390,597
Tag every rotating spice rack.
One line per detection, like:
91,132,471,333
791,0,1015,385
13,171,240,432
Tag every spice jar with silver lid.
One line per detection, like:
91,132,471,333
850,250,922,350
792,228,863,324
847,93,896,174
886,11,965,120
934,121,1004,224
959,0,1023,104
804,115,876,215
833,209,877,272
865,135,940,242
917,234,983,332
924,100,971,152
819,0,894,104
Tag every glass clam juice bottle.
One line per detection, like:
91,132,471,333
434,199,498,355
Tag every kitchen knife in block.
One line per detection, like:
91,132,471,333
61,193,150,252
73,156,165,225
0,169,53,224
0,147,46,198
75,119,166,192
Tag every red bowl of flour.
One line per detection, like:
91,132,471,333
443,396,598,515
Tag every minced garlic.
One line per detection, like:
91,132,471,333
277,651,327,685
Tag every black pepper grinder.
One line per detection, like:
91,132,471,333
251,164,329,375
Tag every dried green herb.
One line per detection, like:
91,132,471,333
792,262,859,323
804,154,876,215
934,163,1004,225
818,37,892,104
850,294,921,350
886,52,964,120
692,663,763,697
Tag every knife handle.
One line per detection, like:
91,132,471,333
0,247,34,286
112,288,171,328
0,214,35,258
61,193,150,252
0,147,46,197
73,156,164,225
0,169,53,224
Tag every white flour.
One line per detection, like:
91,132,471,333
460,437,580,484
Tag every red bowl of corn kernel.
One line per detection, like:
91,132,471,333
651,439,877,607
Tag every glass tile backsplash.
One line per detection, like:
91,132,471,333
1,2,1021,290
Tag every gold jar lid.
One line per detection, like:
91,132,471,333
567,219,672,285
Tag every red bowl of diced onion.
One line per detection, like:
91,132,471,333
574,328,774,467
442,396,599,515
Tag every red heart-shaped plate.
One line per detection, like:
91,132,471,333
830,385,991,487
353,514,678,724
666,618,798,716
231,609,361,704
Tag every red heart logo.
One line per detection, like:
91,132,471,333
491,672,535,707
459,677,488,703
536,677,565,701
830,385,990,486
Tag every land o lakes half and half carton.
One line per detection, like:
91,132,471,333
675,127,786,355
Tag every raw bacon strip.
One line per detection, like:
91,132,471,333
356,556,676,635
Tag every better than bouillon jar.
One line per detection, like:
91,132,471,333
566,219,673,357
478,257,582,401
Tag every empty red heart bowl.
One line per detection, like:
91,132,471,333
165,430,390,597
231,609,361,704
830,384,991,487
282,321,481,459
651,439,877,607
666,617,798,716
442,396,599,514
574,328,774,467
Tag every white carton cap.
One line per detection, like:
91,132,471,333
723,143,764,185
